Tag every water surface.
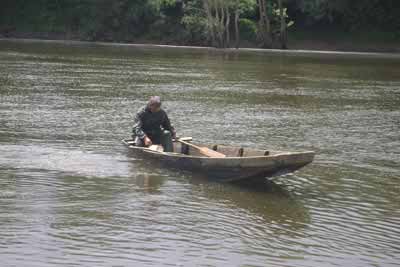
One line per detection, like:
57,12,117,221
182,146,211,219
1,40,399,266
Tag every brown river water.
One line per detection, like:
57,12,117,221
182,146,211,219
0,39,399,266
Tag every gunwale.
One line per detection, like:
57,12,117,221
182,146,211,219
122,139,315,182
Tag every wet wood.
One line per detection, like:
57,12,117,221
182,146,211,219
123,139,315,182
178,139,226,158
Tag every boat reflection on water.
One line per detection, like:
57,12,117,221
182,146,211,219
130,157,310,231
187,174,310,230
130,172,166,192
126,158,168,193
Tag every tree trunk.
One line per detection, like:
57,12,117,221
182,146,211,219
234,9,239,49
262,0,272,47
257,0,272,48
261,0,269,33
225,8,230,48
220,3,225,48
214,1,223,47
257,0,264,38
278,0,287,49
203,0,216,47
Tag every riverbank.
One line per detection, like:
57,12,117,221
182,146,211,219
1,37,400,60
1,29,400,54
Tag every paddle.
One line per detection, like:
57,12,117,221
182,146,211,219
177,139,226,158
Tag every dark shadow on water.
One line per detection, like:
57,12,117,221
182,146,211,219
124,150,311,229
127,151,298,198
186,173,311,229
232,176,291,194
178,168,292,195
128,170,167,193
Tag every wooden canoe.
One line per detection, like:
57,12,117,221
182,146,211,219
122,139,315,182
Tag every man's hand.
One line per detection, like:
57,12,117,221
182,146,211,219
144,136,152,147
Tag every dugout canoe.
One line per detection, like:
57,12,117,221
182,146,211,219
122,139,315,182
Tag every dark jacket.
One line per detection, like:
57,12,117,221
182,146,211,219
132,106,174,140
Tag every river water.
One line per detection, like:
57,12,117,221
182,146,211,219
0,40,399,266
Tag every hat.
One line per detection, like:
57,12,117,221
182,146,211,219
148,96,161,107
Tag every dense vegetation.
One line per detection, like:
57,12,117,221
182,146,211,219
1,0,399,49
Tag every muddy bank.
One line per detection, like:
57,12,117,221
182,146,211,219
0,30,399,54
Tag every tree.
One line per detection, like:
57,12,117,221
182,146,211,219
257,0,272,48
200,0,231,48
203,0,217,46
185,0,256,48
278,0,287,49
232,0,257,48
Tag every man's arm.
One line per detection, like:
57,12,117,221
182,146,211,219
162,111,176,138
132,110,146,139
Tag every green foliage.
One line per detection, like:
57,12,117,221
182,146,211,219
239,18,257,41
181,0,207,43
0,0,398,45
236,0,258,16
272,6,294,29
181,15,207,42
296,0,400,32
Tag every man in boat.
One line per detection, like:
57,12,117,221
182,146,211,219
132,96,175,152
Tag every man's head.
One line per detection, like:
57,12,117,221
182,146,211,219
147,96,161,113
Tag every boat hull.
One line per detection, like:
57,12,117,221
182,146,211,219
123,140,315,182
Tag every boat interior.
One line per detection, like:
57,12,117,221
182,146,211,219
125,139,274,158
